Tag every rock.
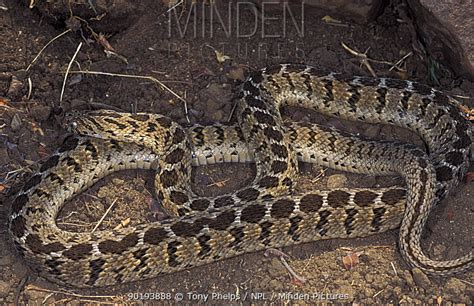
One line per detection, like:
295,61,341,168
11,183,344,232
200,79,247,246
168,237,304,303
402,270,415,288
446,245,459,259
226,66,246,81
391,277,406,288
411,268,431,290
197,83,228,120
392,286,402,296
30,104,52,122
407,0,474,80
444,278,466,297
7,75,22,99
10,113,22,131
326,174,348,188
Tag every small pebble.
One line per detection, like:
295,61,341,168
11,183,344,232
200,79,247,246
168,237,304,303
444,278,466,296
411,268,431,290
7,76,22,98
10,113,21,131
226,66,245,81
402,270,415,287
30,104,52,122
97,187,108,198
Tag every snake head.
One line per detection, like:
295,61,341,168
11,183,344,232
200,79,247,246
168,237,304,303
62,111,83,133
62,110,104,137
62,109,126,139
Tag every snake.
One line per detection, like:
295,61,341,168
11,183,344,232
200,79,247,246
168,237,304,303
7,64,472,288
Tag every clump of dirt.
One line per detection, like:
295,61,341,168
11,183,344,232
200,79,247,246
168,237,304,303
0,0,472,304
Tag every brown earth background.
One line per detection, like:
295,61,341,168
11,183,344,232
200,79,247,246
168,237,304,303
0,0,473,304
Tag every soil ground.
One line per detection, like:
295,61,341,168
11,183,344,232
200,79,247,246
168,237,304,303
0,0,473,304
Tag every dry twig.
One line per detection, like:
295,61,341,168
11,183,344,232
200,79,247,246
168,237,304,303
341,42,377,77
341,42,411,76
26,29,72,72
91,198,118,233
60,42,83,102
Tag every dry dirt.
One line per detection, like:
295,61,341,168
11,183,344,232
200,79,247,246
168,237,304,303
0,0,473,304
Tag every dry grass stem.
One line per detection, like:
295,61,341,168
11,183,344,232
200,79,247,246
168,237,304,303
373,289,384,298
452,94,471,99
207,178,230,187
167,0,184,13
389,51,412,71
342,42,410,75
390,262,398,275
280,256,307,283
60,42,83,102
67,70,187,103
26,284,117,299
27,77,32,99
184,90,191,123
91,198,118,233
26,29,72,72
341,42,377,77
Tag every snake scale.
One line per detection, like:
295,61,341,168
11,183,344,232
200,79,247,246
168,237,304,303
8,64,472,287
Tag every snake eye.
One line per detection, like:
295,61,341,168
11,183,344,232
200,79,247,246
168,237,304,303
68,121,78,132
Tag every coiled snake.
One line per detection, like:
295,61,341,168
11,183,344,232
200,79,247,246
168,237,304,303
8,64,472,287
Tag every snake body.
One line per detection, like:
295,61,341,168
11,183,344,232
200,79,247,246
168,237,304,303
8,64,472,287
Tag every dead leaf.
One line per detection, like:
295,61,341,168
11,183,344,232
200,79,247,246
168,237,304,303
97,33,116,52
322,15,341,23
214,50,231,63
342,251,363,270
0,184,6,193
322,15,348,27
30,121,45,136
0,97,9,106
